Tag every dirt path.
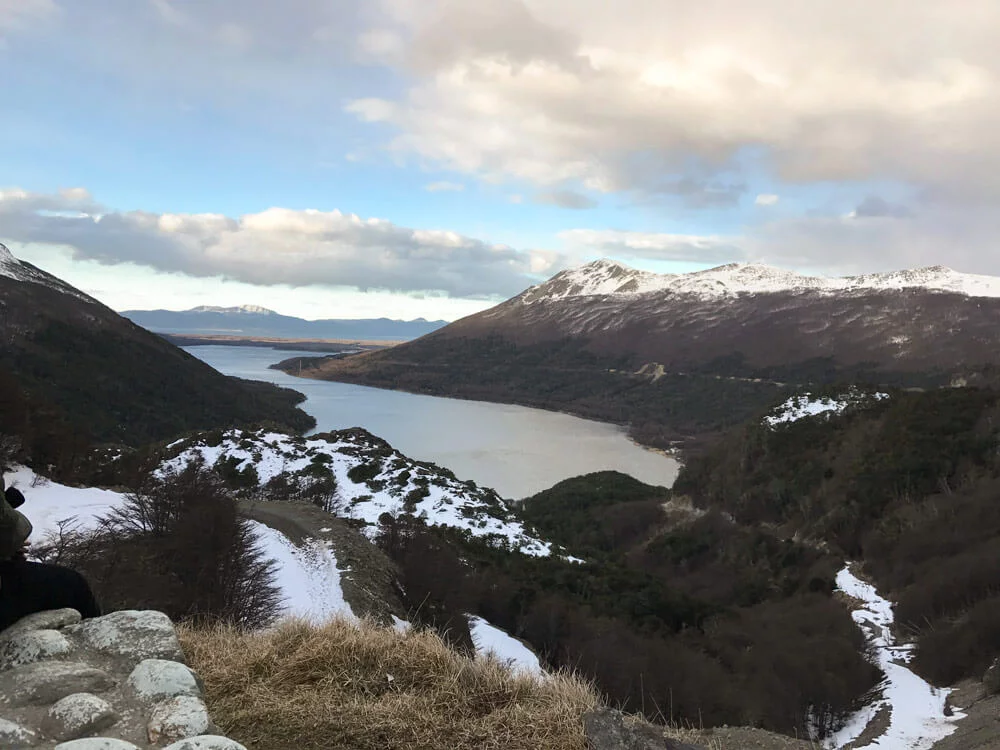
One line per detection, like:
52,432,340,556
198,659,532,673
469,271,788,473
239,499,407,625
930,680,1000,750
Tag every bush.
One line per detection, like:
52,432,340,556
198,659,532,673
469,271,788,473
34,459,281,629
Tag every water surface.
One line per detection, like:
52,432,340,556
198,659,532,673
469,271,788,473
188,345,680,499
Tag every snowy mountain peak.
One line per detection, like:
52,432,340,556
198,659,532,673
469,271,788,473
0,242,96,303
188,304,277,315
523,260,1000,303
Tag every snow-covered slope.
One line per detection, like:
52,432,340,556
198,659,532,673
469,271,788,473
523,259,1000,303
824,565,963,750
188,304,277,315
161,428,557,557
0,242,96,303
5,465,355,623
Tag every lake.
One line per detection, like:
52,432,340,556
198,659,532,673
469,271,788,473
187,345,680,499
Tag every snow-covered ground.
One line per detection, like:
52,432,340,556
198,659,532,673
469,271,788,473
248,521,355,622
4,466,127,540
3,466,354,625
765,391,890,427
824,565,963,750
467,615,544,676
163,429,556,556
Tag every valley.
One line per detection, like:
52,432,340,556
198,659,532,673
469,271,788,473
3,248,1000,749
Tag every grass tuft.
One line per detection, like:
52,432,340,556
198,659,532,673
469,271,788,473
180,616,600,750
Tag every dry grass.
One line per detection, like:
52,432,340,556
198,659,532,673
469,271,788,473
179,617,600,750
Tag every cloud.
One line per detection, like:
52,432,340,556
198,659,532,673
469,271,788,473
561,229,743,265
755,194,780,206
564,204,1000,277
0,0,56,30
852,195,913,219
424,181,465,192
534,189,597,209
344,0,1000,205
0,189,562,298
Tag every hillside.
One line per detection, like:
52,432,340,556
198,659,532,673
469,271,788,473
0,244,313,468
122,305,447,341
283,259,1000,450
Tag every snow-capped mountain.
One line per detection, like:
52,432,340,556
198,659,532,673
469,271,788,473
0,242,98,303
298,257,1000,450
188,304,278,315
123,305,448,341
522,259,1000,303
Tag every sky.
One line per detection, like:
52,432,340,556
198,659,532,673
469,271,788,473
2,0,999,320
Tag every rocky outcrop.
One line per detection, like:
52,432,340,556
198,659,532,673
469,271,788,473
583,708,704,750
0,609,244,749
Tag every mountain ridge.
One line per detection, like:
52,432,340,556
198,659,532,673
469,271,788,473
123,306,448,342
523,258,1000,303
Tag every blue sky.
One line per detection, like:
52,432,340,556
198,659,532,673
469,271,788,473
2,0,998,320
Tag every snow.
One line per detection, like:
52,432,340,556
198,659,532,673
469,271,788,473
467,615,545,676
528,258,1000,303
0,243,97,303
765,391,889,427
3,466,128,542
247,521,356,623
4,465,356,626
824,565,963,750
163,429,556,557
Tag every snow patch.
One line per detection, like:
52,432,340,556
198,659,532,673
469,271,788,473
248,521,356,623
0,243,97,303
824,565,963,750
765,391,889,427
163,429,555,557
467,615,544,676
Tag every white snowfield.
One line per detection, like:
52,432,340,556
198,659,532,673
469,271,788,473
824,565,963,750
531,258,1000,303
4,466,354,623
765,392,890,427
467,615,544,676
162,429,556,557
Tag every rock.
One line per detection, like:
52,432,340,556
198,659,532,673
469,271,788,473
0,629,74,669
583,708,704,750
0,609,81,641
148,696,213,744
162,737,248,750
127,659,201,702
0,717,39,748
984,657,1000,695
43,692,119,741
79,611,184,662
0,661,115,706
54,740,141,750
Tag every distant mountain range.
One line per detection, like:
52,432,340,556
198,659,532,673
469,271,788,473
280,258,1000,450
122,305,448,341
0,243,313,455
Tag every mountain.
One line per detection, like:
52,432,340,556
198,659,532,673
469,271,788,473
122,305,448,341
0,243,314,465
279,259,1000,450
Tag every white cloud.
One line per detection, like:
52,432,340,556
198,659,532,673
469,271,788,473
0,189,562,298
344,0,1000,205
755,194,780,206
424,181,465,192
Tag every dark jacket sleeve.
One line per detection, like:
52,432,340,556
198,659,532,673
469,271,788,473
0,493,31,561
